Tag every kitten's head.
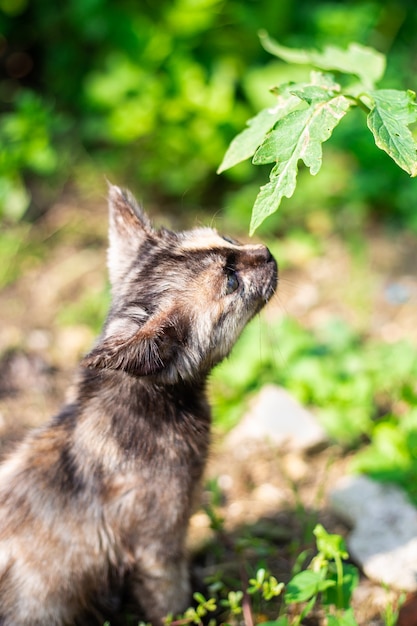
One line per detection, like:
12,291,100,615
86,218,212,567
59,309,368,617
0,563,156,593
83,185,278,383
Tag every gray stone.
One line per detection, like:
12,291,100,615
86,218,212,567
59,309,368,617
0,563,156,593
329,474,417,591
224,384,327,456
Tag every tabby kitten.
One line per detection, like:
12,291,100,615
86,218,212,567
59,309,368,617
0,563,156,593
0,185,277,625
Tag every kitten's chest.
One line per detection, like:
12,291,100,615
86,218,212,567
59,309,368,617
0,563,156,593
108,378,211,467
103,430,208,551
97,377,211,538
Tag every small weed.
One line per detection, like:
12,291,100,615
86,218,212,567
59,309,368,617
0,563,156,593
102,520,405,625
211,315,417,504
278,524,359,625
165,592,218,626
382,588,406,626
163,524,360,626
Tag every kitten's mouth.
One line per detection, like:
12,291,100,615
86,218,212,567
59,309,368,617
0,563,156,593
253,253,278,313
262,252,278,301
267,256,278,298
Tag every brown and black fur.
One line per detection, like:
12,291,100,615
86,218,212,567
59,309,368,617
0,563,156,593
0,185,278,625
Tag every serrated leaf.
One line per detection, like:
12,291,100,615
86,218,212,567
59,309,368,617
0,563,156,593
250,90,351,233
217,93,300,173
367,89,417,176
259,32,386,88
291,85,339,105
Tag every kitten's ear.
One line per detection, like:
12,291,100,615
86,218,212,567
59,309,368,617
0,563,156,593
107,184,154,287
82,309,187,377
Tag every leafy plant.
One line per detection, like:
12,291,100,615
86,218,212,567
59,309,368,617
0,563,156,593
3,2,417,230
275,524,359,626
0,90,65,219
211,316,417,445
169,524,359,626
1,0,282,217
166,592,217,626
218,36,417,234
351,409,417,504
247,568,284,601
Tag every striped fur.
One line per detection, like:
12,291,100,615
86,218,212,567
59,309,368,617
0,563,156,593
0,185,278,625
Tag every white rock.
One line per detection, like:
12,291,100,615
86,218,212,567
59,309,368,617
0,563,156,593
329,474,417,591
224,384,327,456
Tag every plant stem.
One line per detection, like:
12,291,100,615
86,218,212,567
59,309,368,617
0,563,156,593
240,562,254,626
335,555,344,609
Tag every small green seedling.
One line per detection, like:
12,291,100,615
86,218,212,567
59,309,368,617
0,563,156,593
280,524,359,625
220,590,244,616
165,592,217,626
247,567,285,601
159,524,360,626
242,524,359,626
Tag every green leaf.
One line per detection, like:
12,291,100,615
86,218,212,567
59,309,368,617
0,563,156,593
327,607,359,626
193,592,207,605
285,570,334,604
367,89,417,176
313,524,348,561
217,92,300,173
250,78,351,233
350,422,411,476
322,563,359,610
259,32,386,88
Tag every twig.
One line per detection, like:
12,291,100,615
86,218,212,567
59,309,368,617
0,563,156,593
240,562,254,626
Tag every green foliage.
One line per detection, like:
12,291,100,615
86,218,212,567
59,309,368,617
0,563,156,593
0,0,279,218
247,568,284,601
211,316,417,443
220,589,243,615
170,592,217,625
3,1,417,231
219,37,417,233
212,308,417,508
259,36,386,88
0,91,66,219
383,591,406,626
282,524,359,625
312,524,358,612
367,89,417,176
211,315,417,505
171,524,359,626
351,410,417,504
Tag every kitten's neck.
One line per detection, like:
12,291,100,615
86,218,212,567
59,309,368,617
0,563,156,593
70,367,211,459
76,366,209,411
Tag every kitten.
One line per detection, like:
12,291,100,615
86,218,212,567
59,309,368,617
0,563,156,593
0,185,278,625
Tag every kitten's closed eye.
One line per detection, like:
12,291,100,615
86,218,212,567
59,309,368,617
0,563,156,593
225,270,239,294
221,235,240,245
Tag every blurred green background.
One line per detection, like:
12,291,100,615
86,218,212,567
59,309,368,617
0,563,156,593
2,0,417,502
1,0,417,232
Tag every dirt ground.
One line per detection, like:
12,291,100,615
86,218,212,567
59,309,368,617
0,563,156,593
1,192,417,625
